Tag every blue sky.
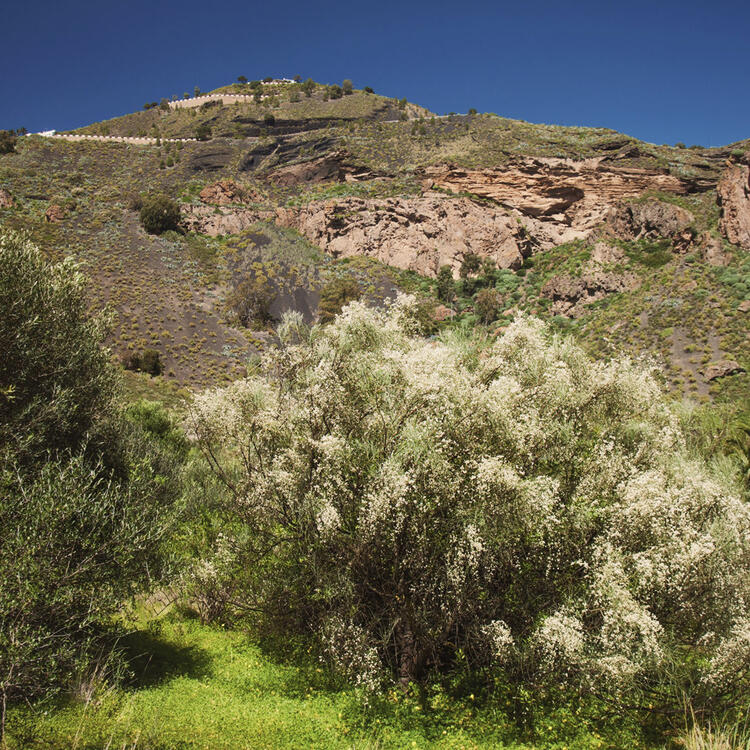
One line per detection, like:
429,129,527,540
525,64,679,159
2,0,748,147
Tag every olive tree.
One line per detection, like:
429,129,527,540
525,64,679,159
0,231,178,726
190,297,750,713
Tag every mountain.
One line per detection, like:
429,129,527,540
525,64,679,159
0,79,748,404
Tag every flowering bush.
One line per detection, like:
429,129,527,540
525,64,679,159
190,296,750,711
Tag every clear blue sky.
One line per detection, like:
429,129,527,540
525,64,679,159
2,0,748,147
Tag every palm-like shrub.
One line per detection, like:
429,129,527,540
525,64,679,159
190,297,750,711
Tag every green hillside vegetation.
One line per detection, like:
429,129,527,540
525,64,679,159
2,81,750,749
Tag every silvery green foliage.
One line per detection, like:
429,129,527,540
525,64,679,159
191,296,750,708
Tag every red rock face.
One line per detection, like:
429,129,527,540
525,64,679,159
717,160,750,250
181,155,725,278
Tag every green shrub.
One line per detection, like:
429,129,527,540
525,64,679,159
342,79,353,95
190,298,750,714
435,264,455,304
459,252,481,278
328,84,343,100
0,231,115,463
474,287,502,323
317,275,360,322
0,230,178,716
123,348,163,376
195,123,212,141
0,449,174,709
139,194,180,235
124,399,188,459
225,274,276,328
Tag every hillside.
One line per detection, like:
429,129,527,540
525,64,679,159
0,79,748,404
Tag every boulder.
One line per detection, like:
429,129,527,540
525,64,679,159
704,360,745,382
717,158,750,250
44,204,65,223
738,300,750,313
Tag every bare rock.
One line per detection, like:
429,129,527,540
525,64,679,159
423,158,706,242
274,195,527,276
590,241,625,265
607,199,694,241
0,188,14,208
738,300,750,313
184,194,526,277
542,271,639,317
704,360,745,382
268,150,376,186
717,159,750,249
45,204,65,223
199,179,253,205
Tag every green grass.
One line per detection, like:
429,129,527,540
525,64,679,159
5,612,656,750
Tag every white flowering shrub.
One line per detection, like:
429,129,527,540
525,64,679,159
190,296,750,711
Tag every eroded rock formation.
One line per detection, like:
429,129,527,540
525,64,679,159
183,195,528,276
268,150,380,186
717,158,750,250
606,199,694,240
422,158,710,235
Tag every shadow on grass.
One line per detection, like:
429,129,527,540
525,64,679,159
119,624,212,689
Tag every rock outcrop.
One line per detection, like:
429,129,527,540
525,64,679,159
422,158,709,237
700,233,731,266
182,204,261,236
589,241,626,266
0,188,13,208
717,159,750,250
542,271,639,317
199,179,254,205
273,196,527,276
268,150,379,186
606,199,694,241
45,204,65,222
704,360,745,382
182,195,528,276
